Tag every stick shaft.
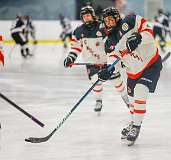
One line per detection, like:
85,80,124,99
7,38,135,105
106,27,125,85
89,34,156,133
48,58,120,137
71,62,105,66
0,93,44,127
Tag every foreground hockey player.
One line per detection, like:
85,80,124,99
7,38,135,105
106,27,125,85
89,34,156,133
98,7,162,145
64,6,129,114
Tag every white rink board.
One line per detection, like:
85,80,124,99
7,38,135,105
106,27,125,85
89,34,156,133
0,20,82,40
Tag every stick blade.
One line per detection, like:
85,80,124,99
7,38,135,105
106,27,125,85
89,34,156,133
25,137,48,143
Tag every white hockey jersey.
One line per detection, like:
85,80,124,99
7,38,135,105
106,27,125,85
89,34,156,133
106,14,159,79
69,21,107,64
10,18,26,34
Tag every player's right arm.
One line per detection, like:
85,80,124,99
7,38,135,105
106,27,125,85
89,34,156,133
64,28,83,68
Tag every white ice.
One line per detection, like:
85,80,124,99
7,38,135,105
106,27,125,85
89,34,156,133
0,44,171,160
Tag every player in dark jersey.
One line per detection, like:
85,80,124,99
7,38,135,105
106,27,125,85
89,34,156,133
10,14,31,58
59,14,72,49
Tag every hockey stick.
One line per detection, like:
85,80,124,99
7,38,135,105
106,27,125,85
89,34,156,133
0,92,45,128
70,62,106,66
161,52,171,63
25,58,120,143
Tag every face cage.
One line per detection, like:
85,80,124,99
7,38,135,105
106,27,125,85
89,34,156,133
81,12,96,24
103,15,119,29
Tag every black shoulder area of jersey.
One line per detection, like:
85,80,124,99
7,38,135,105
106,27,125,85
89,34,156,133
73,21,106,40
120,14,136,34
16,19,25,27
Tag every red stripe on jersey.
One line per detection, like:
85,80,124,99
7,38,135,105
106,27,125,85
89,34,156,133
96,83,102,86
109,54,119,59
138,18,146,33
0,35,3,41
71,47,82,52
93,88,103,92
71,38,77,42
127,48,159,79
115,82,123,88
0,50,4,66
134,109,146,114
141,29,154,37
135,100,146,104
119,49,129,57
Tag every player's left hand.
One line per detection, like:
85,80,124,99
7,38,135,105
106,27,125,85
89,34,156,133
126,32,142,52
98,65,115,82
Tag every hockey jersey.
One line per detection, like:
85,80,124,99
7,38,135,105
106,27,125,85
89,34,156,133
10,18,26,34
156,13,170,31
105,14,159,79
0,35,4,66
69,21,107,64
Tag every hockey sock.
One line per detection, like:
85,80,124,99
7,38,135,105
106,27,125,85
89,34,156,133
91,74,103,100
133,83,149,126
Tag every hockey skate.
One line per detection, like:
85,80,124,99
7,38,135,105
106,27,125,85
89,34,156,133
94,100,103,115
121,121,133,140
126,125,141,146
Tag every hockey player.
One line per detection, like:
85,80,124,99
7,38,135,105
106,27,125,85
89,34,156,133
153,9,171,61
10,14,31,58
24,15,37,45
157,9,171,38
59,14,72,49
98,7,162,145
153,15,167,53
24,15,37,56
64,6,129,114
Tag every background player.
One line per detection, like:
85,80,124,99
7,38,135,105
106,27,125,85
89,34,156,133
64,5,129,114
59,14,72,50
10,14,31,58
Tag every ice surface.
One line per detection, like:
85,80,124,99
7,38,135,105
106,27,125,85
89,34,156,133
0,44,171,160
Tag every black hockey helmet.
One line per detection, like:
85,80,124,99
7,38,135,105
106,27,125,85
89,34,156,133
102,7,121,20
80,5,96,21
158,9,164,15
102,7,121,30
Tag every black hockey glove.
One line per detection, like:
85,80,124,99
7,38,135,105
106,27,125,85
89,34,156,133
64,56,74,68
98,65,115,82
126,32,142,52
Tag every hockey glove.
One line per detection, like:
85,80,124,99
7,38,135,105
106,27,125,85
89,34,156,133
98,65,115,82
126,32,142,52
64,56,74,68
